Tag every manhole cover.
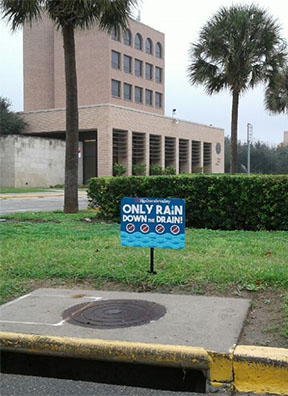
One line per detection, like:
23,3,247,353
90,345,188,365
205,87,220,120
62,299,166,329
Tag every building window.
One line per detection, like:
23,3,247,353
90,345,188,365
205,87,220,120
145,89,153,106
123,55,132,73
135,33,143,50
111,28,120,42
155,42,162,58
124,83,132,101
112,79,121,98
135,86,143,103
145,38,153,55
155,67,162,83
192,140,201,172
145,63,153,80
132,132,146,166
165,137,176,168
203,142,212,173
111,50,120,70
135,59,143,77
155,92,162,108
123,29,132,46
113,130,128,165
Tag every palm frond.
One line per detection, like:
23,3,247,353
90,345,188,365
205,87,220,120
45,0,138,31
187,3,287,96
1,0,43,30
265,66,288,114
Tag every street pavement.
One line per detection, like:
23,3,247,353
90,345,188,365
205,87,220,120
0,374,230,396
0,191,88,214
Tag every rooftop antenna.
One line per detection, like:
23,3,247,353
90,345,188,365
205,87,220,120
136,10,141,22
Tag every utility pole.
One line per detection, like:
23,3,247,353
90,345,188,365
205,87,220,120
247,123,253,175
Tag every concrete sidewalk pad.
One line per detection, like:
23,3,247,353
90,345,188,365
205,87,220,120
0,288,249,352
1,288,287,395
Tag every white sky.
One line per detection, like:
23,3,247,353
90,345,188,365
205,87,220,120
0,0,287,145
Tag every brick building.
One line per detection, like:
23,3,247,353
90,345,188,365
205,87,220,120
21,14,224,184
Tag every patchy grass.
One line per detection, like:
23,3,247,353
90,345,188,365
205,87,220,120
283,296,288,339
1,211,287,301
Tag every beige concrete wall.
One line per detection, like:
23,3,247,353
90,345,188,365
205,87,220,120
284,131,288,145
23,14,55,111
22,104,224,176
0,135,83,188
0,136,15,188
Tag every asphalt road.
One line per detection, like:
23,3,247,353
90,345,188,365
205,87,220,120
0,192,88,215
0,374,215,396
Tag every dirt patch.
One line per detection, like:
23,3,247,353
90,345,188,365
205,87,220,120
238,290,287,348
4,279,287,348
80,217,117,225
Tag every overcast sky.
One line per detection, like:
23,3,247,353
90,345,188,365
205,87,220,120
0,0,287,145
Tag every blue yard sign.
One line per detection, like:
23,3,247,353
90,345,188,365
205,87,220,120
120,197,185,250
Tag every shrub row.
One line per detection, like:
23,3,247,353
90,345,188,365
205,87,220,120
113,162,176,176
87,175,288,230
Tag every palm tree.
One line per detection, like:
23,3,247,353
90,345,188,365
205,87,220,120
1,0,137,212
265,65,288,114
188,4,287,173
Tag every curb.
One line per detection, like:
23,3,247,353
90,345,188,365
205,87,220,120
1,332,287,394
233,345,288,395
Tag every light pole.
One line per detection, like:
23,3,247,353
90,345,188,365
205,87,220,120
247,123,253,175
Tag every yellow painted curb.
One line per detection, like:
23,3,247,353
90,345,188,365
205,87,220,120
208,351,233,383
233,345,288,395
0,332,208,369
1,332,288,395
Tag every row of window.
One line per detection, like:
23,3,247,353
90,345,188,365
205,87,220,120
111,28,162,58
112,51,163,83
111,80,162,108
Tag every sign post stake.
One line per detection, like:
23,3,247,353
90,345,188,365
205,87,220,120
149,248,157,275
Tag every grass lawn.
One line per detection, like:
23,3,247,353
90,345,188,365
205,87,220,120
0,188,60,194
1,211,287,341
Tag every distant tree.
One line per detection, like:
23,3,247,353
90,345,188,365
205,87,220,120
188,4,287,173
265,65,288,114
275,144,288,173
0,97,27,135
225,137,288,174
1,0,137,213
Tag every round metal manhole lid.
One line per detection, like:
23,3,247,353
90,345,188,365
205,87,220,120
62,299,166,329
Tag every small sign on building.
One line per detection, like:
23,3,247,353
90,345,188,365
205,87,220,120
120,197,185,273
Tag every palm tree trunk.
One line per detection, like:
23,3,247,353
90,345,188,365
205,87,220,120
230,90,239,173
62,24,79,213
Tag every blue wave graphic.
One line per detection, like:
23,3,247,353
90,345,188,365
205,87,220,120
121,231,185,249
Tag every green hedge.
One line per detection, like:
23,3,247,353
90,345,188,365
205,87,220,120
87,175,288,230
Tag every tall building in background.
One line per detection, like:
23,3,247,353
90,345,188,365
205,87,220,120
13,15,224,187
23,14,164,115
